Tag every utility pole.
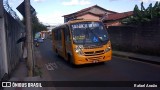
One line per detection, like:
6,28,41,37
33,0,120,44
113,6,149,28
24,0,33,77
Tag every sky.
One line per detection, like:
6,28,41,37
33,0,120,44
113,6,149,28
8,0,160,26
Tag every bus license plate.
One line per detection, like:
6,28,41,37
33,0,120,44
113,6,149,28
93,60,98,63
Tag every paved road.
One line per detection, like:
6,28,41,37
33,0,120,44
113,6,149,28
36,39,160,90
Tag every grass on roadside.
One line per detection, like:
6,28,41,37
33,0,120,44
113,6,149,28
34,65,43,77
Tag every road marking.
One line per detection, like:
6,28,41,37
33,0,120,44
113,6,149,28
50,63,58,68
45,62,58,71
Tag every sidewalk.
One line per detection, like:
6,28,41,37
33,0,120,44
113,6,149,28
3,47,56,90
113,51,160,64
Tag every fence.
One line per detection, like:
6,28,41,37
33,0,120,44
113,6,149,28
108,25,160,56
0,0,25,80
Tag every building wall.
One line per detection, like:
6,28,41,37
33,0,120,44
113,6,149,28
89,7,113,15
0,0,7,81
108,26,160,56
0,8,25,81
4,11,24,74
0,18,7,81
64,6,116,22
77,14,100,20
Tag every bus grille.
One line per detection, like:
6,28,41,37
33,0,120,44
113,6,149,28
84,45,103,49
84,50,104,56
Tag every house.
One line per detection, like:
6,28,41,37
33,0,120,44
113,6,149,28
103,11,133,27
63,5,117,22
63,5,133,27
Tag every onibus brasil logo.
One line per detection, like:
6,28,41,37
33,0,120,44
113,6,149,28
2,82,42,87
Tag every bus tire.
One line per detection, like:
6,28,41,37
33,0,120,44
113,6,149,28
68,54,74,66
55,49,60,57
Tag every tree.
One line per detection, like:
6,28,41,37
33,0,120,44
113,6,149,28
121,1,160,25
31,12,47,36
21,12,47,36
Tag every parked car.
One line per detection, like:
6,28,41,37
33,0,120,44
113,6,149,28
34,38,44,43
37,38,44,43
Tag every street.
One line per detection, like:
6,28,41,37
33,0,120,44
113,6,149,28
35,39,160,90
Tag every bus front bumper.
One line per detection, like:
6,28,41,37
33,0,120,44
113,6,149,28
73,50,112,65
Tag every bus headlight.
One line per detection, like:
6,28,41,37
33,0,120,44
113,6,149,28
105,46,111,52
75,47,83,55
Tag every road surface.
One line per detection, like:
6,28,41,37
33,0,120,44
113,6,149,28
35,39,160,90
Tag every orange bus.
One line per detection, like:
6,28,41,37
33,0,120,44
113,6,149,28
52,19,112,65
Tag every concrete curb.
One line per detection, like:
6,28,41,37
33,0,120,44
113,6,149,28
113,51,160,65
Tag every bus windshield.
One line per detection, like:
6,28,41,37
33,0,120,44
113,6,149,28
71,21,109,45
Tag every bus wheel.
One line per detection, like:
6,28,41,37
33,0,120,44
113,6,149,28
68,54,74,66
68,55,79,68
55,49,60,57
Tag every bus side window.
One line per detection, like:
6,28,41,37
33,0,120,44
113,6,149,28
54,29,58,40
64,25,70,42
57,28,62,41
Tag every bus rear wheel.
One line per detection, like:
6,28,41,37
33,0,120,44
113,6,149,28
55,49,60,57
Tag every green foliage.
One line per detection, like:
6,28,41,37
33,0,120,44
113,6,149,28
21,12,47,36
141,2,145,11
31,13,47,36
34,65,43,77
122,1,160,25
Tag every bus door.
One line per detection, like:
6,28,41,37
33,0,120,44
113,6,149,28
55,28,63,57
64,25,72,60
60,27,67,59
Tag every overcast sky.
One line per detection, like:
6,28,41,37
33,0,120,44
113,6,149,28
8,0,160,25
